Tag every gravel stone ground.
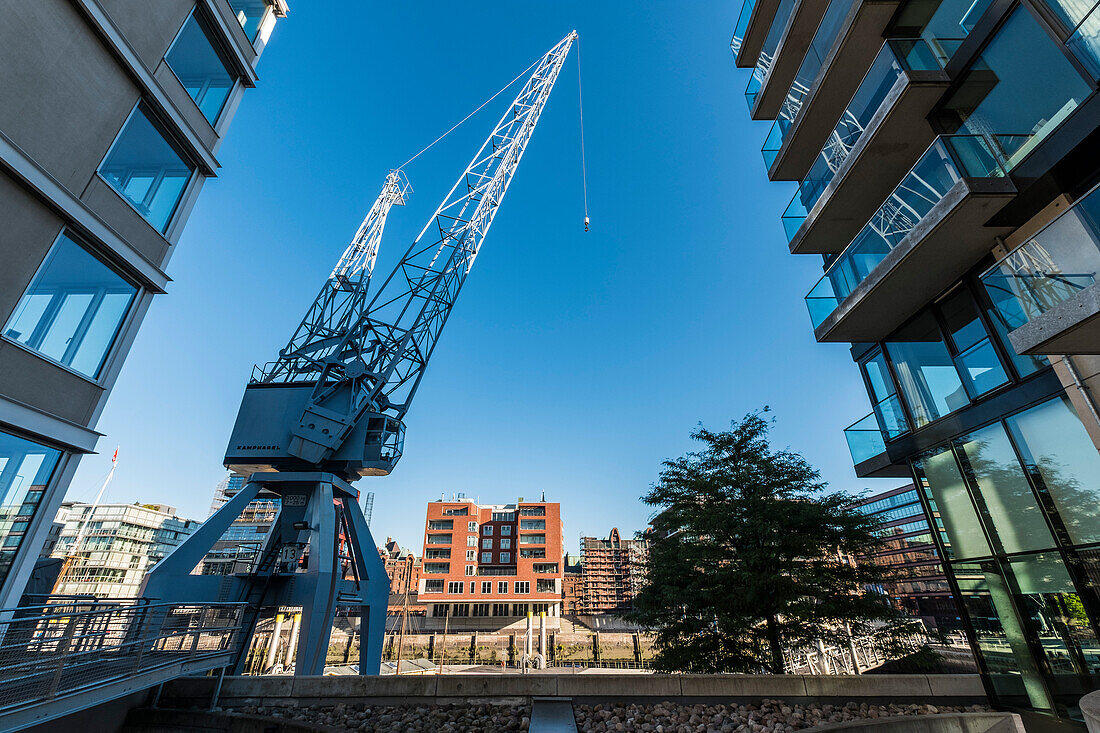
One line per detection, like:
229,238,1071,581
572,700,992,732
224,702,531,732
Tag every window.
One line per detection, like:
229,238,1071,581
1006,396,1100,545
500,552,511,564
470,581,476,593
500,538,511,549
481,581,491,594
938,289,1008,400
452,603,469,617
468,521,478,532
520,519,545,530
493,603,509,616
427,534,452,544
227,0,269,41
501,525,512,536
425,549,450,559
497,581,507,594
512,603,529,616
533,563,559,573
424,580,443,593
447,581,463,594
443,506,468,516
465,565,475,576
423,562,449,574
492,511,515,521
466,549,476,561
473,603,490,617
913,447,991,560
481,552,492,563
5,232,137,379
520,548,546,558
481,538,492,549
537,579,556,593
428,520,453,530
99,104,194,232
532,603,550,614
520,534,545,545
431,604,447,617
860,350,909,438
0,431,62,587
466,535,477,546
514,581,530,594
483,525,494,535
886,312,968,428
165,12,237,124
520,506,546,516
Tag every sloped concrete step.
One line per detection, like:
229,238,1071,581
530,697,577,733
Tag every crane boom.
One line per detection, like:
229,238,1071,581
286,32,577,466
261,170,410,383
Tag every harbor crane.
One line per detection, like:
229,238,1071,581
142,32,578,676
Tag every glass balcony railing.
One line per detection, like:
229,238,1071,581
805,134,1016,329
731,0,757,57
745,52,771,111
981,182,1100,332
844,395,910,465
779,38,961,241
1038,0,1100,76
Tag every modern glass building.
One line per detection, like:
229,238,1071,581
0,1,287,608
732,0,1100,719
850,484,963,631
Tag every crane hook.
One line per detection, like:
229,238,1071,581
584,216,590,232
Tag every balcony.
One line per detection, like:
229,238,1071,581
981,183,1100,355
733,0,783,68
762,0,902,181
747,0,831,120
805,135,1018,343
843,395,912,478
781,39,954,255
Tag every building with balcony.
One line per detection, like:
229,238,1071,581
576,528,649,616
416,495,564,631
850,484,962,630
732,0,1100,718
51,502,199,598
0,1,288,608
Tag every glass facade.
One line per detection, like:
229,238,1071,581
0,431,63,589
99,104,194,232
228,0,269,41
4,232,137,379
166,12,237,124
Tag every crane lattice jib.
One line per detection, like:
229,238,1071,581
300,33,575,448
261,170,410,383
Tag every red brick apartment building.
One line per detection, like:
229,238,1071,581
418,496,563,630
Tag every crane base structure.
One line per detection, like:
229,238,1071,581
140,472,387,676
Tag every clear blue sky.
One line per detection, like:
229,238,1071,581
68,2,904,551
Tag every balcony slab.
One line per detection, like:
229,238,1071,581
853,450,912,478
736,0,783,68
1009,284,1100,355
814,178,1016,343
767,0,901,182
751,0,831,120
788,70,948,255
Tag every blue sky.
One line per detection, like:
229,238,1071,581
68,2,904,551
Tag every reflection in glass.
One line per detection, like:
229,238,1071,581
914,447,991,559
1007,396,1100,545
4,233,137,378
0,431,62,588
953,561,1053,710
166,13,237,124
99,105,194,232
228,0,268,41
887,312,969,427
957,422,1056,554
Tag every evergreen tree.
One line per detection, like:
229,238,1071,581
630,410,915,673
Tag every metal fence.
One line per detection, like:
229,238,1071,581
0,598,247,715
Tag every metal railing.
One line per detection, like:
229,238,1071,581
0,599,247,716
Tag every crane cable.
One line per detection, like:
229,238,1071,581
577,38,590,232
395,55,544,171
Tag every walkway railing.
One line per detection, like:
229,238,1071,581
0,598,247,729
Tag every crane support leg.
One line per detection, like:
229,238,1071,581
290,481,338,676
339,494,388,675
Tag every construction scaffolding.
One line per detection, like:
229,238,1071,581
576,528,648,615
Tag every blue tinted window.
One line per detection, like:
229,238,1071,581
887,312,969,427
4,233,137,378
166,13,237,124
99,105,194,232
0,431,62,587
228,0,268,42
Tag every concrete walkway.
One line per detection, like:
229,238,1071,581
530,697,578,733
